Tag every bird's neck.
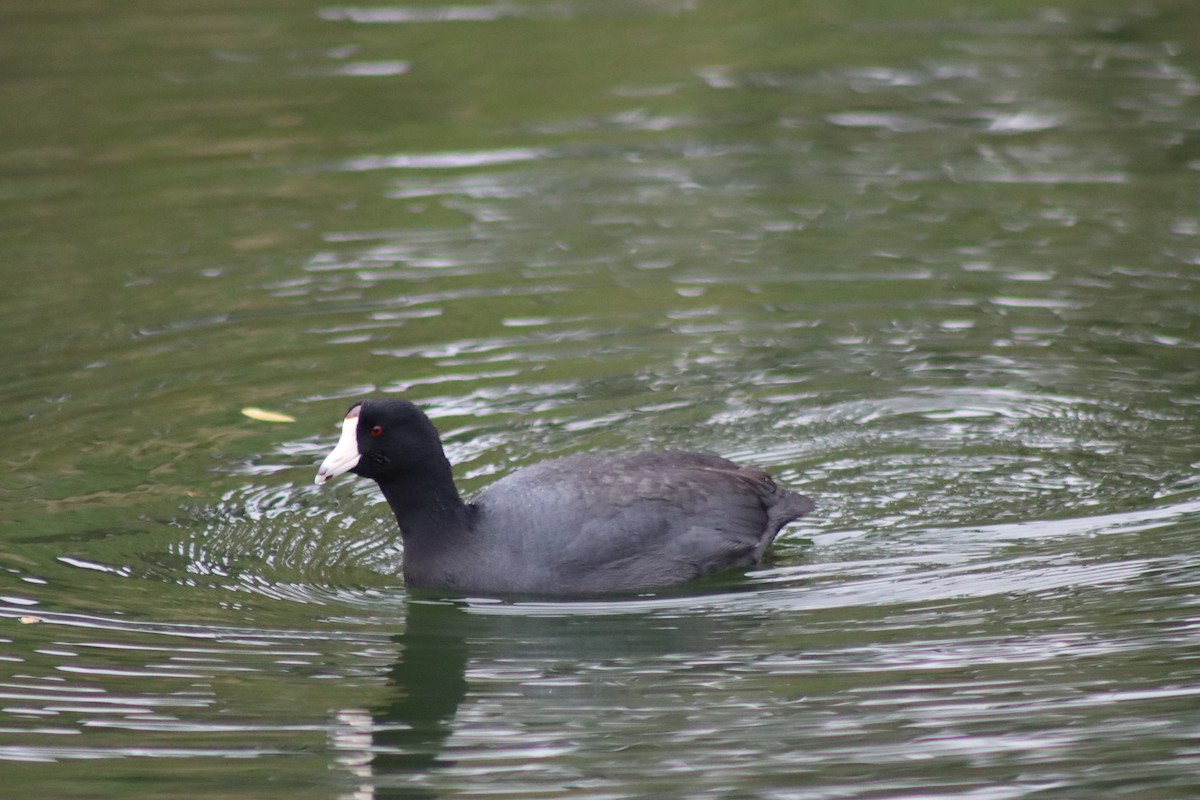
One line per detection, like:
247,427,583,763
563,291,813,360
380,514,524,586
376,460,471,566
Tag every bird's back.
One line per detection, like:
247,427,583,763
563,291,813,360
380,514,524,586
451,451,813,594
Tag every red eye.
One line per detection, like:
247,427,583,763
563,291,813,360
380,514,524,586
370,425,383,437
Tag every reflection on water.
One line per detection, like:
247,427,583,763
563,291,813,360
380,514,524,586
341,602,469,800
2,0,1200,798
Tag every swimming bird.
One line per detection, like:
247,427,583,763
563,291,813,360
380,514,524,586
315,399,814,596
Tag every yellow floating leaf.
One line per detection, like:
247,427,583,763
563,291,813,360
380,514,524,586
241,407,296,423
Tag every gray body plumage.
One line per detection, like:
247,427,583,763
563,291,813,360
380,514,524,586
403,451,814,595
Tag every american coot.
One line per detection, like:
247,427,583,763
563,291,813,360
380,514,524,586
315,399,814,596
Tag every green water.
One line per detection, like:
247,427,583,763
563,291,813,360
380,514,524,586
2,1,1199,797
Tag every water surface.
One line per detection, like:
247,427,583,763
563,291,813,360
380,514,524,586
2,1,1199,798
